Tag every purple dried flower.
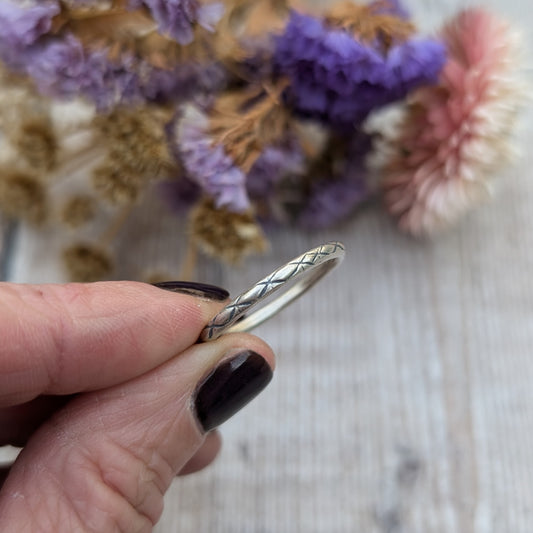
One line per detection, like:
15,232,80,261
135,0,224,45
142,62,226,103
298,133,373,229
0,1,59,66
247,141,305,198
175,104,250,212
298,176,367,229
22,34,141,109
0,1,59,47
275,12,446,128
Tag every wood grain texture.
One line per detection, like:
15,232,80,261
3,0,533,531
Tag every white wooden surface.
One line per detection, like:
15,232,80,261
3,0,533,531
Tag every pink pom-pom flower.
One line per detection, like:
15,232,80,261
382,7,526,235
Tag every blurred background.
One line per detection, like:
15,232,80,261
1,0,533,531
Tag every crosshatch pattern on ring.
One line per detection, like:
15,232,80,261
201,242,345,341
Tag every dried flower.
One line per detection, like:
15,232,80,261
325,1,414,49
2,1,225,109
13,119,58,171
24,35,141,110
0,1,60,65
174,103,250,212
0,0,524,279
209,85,291,171
92,162,143,205
63,242,113,282
174,84,294,213
214,0,290,78
247,140,305,199
189,198,267,264
0,172,47,224
90,106,176,205
274,8,446,128
60,195,96,227
94,107,175,178
132,0,224,45
298,133,373,229
141,60,226,103
382,8,526,235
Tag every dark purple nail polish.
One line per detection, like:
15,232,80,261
153,281,229,301
194,351,273,432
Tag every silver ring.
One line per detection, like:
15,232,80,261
199,241,345,342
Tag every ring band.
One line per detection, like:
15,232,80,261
199,241,345,342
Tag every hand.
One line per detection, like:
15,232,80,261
0,281,275,532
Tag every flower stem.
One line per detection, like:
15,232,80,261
99,204,135,247
178,236,199,281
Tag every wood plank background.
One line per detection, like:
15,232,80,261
2,0,533,531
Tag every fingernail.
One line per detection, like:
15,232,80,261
194,350,273,432
153,281,229,301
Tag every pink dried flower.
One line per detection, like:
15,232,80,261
382,8,526,235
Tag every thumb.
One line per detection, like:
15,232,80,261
0,333,274,532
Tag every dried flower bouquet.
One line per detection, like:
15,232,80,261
0,0,526,281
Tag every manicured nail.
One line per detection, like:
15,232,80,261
153,281,229,301
194,350,273,432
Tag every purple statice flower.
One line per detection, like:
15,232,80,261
298,176,367,229
175,104,250,212
247,140,305,198
274,12,446,128
298,133,373,229
0,1,59,66
0,1,58,47
141,61,226,104
23,34,141,110
132,0,224,45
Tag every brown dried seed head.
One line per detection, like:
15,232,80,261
94,107,174,178
63,242,113,282
92,162,143,205
190,198,268,264
60,195,97,228
13,120,58,171
0,172,47,224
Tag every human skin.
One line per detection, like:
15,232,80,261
0,281,275,532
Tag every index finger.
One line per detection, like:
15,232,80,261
0,281,226,406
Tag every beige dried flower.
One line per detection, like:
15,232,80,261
190,198,267,264
13,120,58,171
94,107,175,178
63,242,113,282
92,162,143,205
91,107,176,206
60,195,97,228
0,172,47,224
